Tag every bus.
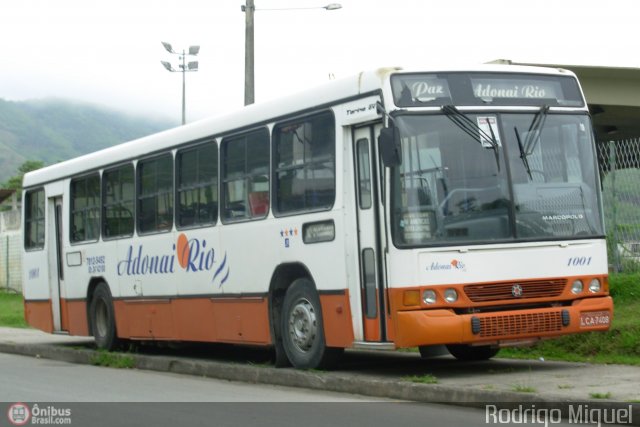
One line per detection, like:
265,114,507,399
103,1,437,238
21,65,613,369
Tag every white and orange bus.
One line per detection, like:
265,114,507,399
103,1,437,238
22,65,613,369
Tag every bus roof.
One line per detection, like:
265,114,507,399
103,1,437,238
23,64,576,189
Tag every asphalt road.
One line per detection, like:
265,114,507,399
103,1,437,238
0,352,487,427
1,352,631,427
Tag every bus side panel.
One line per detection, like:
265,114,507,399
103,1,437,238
23,235,54,333
211,298,271,345
23,300,53,333
112,296,271,344
60,299,89,336
172,298,218,342
319,291,354,347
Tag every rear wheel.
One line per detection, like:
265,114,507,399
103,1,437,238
280,278,341,369
90,283,120,350
446,344,499,361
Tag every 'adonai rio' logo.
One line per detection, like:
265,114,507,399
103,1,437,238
117,233,230,287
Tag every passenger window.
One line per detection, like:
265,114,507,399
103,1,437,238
103,164,134,238
221,129,269,221
177,142,218,228
70,174,101,242
137,154,173,233
24,189,45,250
273,112,335,214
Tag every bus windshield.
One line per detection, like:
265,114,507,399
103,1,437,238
390,112,604,247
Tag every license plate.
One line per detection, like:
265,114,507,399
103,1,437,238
580,311,611,328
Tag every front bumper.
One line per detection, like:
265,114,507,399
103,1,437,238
394,296,613,348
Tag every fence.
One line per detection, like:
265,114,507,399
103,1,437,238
0,210,22,292
598,138,640,273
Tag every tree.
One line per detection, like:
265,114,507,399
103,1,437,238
2,160,44,192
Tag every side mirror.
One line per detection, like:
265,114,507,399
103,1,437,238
378,126,402,167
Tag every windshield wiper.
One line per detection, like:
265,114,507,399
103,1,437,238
441,105,500,170
523,104,550,155
514,126,533,180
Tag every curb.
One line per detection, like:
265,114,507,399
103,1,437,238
0,341,638,424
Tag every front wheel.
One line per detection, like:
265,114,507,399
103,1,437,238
90,283,121,350
280,278,341,369
446,344,499,361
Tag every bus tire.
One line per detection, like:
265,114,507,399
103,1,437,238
90,283,120,351
446,344,499,361
281,278,340,369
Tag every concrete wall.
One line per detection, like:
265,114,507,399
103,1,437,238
0,210,22,292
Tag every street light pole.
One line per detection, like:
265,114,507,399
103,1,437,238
181,53,187,125
244,0,255,106
161,42,200,125
241,2,341,106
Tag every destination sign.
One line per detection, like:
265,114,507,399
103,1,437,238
391,76,451,105
391,72,584,107
471,78,562,100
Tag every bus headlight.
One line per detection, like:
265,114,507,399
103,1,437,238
588,279,601,293
571,280,584,294
444,288,458,303
422,290,437,304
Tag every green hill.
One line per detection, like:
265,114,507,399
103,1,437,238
0,98,175,183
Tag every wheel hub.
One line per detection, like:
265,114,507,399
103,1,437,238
288,298,317,352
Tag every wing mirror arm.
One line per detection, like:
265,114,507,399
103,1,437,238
376,101,402,167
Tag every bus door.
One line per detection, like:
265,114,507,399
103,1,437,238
47,196,67,332
353,125,387,342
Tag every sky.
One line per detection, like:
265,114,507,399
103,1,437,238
1,0,639,123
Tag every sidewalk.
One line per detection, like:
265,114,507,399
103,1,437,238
0,327,638,417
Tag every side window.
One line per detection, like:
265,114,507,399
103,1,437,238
24,189,45,250
221,129,269,221
273,111,335,214
137,154,174,234
70,174,101,242
356,138,372,209
177,142,218,228
103,164,134,238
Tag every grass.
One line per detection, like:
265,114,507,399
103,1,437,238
589,392,612,399
89,350,136,369
0,289,28,328
512,384,537,393
404,374,438,384
500,273,640,365
557,384,574,390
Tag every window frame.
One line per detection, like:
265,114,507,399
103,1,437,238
69,172,101,245
272,110,337,217
102,163,135,240
175,140,219,230
24,188,46,251
136,153,175,235
220,127,270,224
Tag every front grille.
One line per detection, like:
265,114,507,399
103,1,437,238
464,279,566,302
477,311,564,338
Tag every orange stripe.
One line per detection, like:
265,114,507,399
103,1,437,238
113,296,272,344
29,292,354,349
